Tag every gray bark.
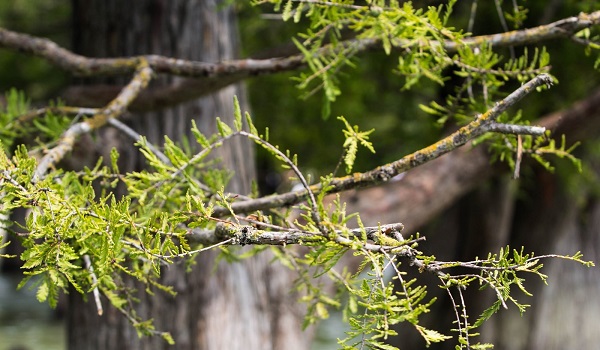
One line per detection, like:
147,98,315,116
67,1,307,349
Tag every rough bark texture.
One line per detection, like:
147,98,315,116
67,1,306,349
526,180,600,349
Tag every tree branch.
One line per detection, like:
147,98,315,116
107,118,171,165
1,12,596,77
211,74,552,217
17,106,98,124
83,254,103,316
0,25,305,78
341,87,600,233
188,222,405,246
1,11,598,110
479,123,546,135
33,59,153,180
444,11,600,51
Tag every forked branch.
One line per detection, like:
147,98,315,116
1,12,596,78
0,12,598,111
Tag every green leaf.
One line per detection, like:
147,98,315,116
161,332,175,345
233,96,243,131
473,299,502,328
36,281,49,303
104,289,127,309
338,116,376,173
282,0,293,21
245,111,258,136
190,119,210,148
110,147,120,173
315,302,329,319
415,325,452,344
216,117,233,137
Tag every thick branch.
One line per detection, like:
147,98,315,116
0,27,304,78
2,12,596,78
211,74,552,217
1,11,598,110
445,11,600,50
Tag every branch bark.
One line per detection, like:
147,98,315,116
341,87,600,233
211,74,552,217
0,11,598,111
188,222,405,247
2,12,596,78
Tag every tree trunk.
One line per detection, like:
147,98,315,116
339,89,600,349
377,165,600,350
67,1,306,349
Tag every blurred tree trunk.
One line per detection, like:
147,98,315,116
497,166,600,350
367,166,600,350
67,1,306,349
353,160,600,350
340,89,600,349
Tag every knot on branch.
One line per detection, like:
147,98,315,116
215,223,257,246
364,223,405,247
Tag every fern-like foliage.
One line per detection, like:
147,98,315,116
0,89,595,348
2,1,600,346
339,116,375,173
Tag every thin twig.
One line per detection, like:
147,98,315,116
444,286,463,344
292,0,371,11
17,106,98,124
569,35,600,47
446,55,550,78
456,286,471,348
240,131,324,231
123,238,233,261
447,273,508,309
494,0,515,59
514,134,523,179
83,254,103,316
480,122,545,135
107,118,171,165
468,0,478,33
382,251,414,313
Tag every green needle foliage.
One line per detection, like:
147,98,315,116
339,116,375,173
0,91,593,348
1,1,599,348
